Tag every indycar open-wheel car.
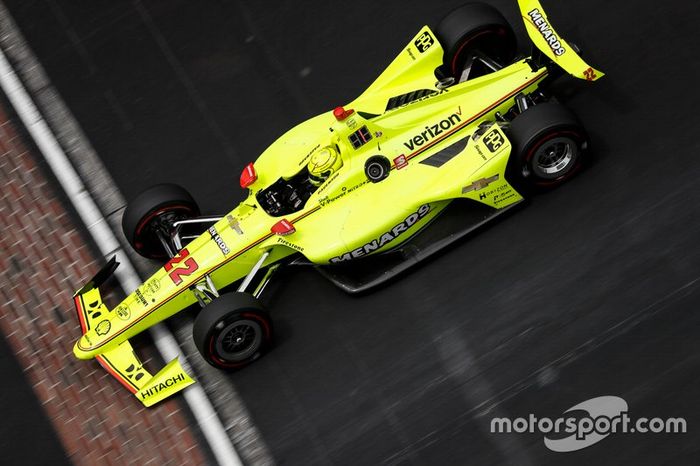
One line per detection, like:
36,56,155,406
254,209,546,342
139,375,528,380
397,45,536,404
70,0,604,407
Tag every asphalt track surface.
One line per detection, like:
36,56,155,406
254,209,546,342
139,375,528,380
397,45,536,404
4,0,700,464
0,333,71,466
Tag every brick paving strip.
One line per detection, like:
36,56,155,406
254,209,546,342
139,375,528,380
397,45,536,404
0,105,209,465
0,3,275,465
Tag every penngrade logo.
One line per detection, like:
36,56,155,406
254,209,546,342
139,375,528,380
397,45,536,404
527,9,566,56
115,303,131,321
143,278,160,295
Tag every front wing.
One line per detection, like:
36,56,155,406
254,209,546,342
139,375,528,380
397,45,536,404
73,258,194,407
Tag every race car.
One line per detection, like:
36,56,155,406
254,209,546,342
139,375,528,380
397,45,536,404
72,0,604,406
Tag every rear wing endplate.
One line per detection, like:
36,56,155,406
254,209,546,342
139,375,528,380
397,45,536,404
518,0,604,81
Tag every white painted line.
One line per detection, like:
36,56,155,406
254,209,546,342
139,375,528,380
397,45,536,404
0,44,242,466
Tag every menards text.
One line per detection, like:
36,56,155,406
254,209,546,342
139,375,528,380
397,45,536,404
330,204,431,263
528,8,566,56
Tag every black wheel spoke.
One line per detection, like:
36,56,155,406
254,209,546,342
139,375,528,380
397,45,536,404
215,319,263,362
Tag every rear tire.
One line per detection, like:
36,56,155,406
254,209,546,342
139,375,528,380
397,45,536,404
122,183,200,259
435,3,517,79
506,103,588,189
193,293,273,370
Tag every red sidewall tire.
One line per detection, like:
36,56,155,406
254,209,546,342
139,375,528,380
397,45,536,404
122,184,199,259
206,311,273,369
435,3,517,80
193,293,273,371
506,103,589,191
524,129,586,187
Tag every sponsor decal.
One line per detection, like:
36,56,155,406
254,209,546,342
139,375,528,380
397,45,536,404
527,9,566,56
406,47,416,61
462,174,500,194
95,320,111,336
493,190,517,205
478,183,512,201
476,182,517,205
414,31,434,53
135,288,148,307
388,89,448,113
125,363,145,382
583,67,597,81
143,278,160,296
483,129,505,153
319,180,369,207
403,108,462,151
140,372,187,400
298,144,320,166
394,154,408,170
86,299,102,320
330,204,431,263
208,226,230,256
277,237,304,252
316,171,340,194
226,214,244,235
115,303,131,321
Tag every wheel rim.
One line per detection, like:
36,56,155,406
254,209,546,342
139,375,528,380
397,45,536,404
215,319,262,361
135,206,194,237
529,136,579,180
133,204,196,257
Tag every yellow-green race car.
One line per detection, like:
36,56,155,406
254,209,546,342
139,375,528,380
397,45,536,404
72,0,604,406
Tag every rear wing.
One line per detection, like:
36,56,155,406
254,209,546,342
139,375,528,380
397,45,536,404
518,0,604,81
73,257,195,407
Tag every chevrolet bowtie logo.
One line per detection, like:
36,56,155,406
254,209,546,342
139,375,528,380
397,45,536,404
462,174,500,194
226,214,244,235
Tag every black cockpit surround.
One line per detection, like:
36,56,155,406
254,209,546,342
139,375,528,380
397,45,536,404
256,167,318,217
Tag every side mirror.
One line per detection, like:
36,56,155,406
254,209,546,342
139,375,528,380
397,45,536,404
240,163,257,188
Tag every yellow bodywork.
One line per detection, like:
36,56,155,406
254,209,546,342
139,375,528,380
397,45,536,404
74,287,194,406
72,0,603,407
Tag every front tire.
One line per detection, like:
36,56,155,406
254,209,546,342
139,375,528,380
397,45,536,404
507,103,589,189
193,293,273,370
122,183,200,259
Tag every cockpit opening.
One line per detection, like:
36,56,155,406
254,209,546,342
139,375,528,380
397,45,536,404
256,168,316,217
256,145,343,216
